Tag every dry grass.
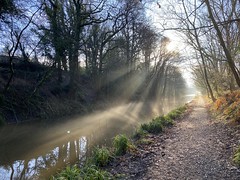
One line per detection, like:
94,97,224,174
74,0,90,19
211,90,240,123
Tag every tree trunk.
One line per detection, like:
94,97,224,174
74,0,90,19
205,0,240,87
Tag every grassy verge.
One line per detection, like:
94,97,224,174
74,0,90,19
52,104,188,179
134,105,187,138
210,91,240,167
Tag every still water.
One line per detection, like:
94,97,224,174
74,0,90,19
0,95,195,179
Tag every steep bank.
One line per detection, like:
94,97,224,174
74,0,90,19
0,60,100,124
107,97,240,179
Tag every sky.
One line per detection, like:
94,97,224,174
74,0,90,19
146,1,196,88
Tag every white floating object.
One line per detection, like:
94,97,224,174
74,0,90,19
67,130,70,134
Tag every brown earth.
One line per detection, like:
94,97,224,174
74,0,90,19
107,97,240,179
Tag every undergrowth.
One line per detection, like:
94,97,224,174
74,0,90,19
52,164,110,180
113,134,133,156
211,90,240,123
134,105,187,138
92,146,111,167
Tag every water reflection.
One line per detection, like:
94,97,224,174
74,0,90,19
0,95,195,179
0,137,87,180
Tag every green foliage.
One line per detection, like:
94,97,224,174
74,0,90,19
113,134,130,156
156,116,173,127
52,165,80,180
136,105,187,135
133,127,147,139
52,164,110,180
164,109,182,122
233,146,240,166
79,164,110,180
92,146,111,167
141,119,163,134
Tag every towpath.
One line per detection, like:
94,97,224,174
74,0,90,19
108,97,240,179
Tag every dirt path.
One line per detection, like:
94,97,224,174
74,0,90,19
108,97,240,179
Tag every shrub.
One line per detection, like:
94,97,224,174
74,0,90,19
113,134,130,156
92,146,111,167
233,146,240,166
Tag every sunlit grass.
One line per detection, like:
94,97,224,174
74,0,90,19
92,146,111,167
134,105,187,138
113,134,133,156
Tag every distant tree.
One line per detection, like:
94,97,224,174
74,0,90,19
2,3,42,93
204,0,240,88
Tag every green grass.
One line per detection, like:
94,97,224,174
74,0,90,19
92,146,111,167
133,127,147,139
134,105,187,136
141,119,163,134
233,146,240,166
113,134,131,156
52,165,80,180
52,164,110,180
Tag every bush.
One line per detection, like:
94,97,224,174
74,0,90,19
113,134,130,156
233,146,240,166
92,146,111,167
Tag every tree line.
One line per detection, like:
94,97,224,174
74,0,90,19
160,0,240,101
0,0,186,106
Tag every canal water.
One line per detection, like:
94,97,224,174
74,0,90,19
0,94,195,179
